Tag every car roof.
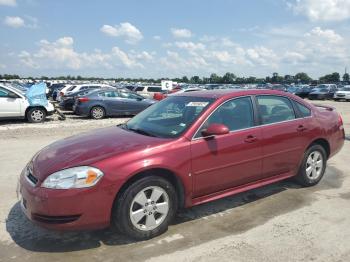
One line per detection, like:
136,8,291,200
171,89,292,99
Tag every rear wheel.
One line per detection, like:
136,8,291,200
112,176,177,240
295,144,327,187
90,106,105,119
27,108,46,123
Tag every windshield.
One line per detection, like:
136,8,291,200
125,96,214,138
340,87,350,91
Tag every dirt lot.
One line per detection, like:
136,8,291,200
0,100,349,262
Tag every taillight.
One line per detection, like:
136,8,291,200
59,92,64,96
78,97,90,103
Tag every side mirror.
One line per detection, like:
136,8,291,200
8,92,18,99
201,123,229,138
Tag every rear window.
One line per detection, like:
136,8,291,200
148,86,162,92
294,101,311,117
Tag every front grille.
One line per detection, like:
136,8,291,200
336,94,345,97
32,214,81,224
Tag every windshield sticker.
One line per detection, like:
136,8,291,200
171,130,178,135
186,102,209,107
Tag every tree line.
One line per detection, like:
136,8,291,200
1,72,349,84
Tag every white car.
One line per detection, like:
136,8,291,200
134,86,162,98
0,84,55,123
334,86,350,101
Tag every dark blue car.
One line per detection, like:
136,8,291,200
73,89,155,119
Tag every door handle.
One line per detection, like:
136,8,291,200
297,125,307,132
244,135,258,143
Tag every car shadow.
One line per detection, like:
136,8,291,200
5,166,344,253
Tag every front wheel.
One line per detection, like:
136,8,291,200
27,108,46,123
295,144,327,187
112,176,177,240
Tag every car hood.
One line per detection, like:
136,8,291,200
32,126,167,181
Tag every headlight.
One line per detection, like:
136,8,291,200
42,166,103,189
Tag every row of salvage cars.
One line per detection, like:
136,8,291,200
57,85,156,119
287,84,350,101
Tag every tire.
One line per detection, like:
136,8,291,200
334,98,339,102
90,106,105,119
27,108,46,123
295,144,327,187
112,176,178,240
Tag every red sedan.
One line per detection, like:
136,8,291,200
19,89,345,240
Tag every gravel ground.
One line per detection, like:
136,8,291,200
0,100,349,262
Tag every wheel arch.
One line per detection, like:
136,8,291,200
25,105,48,116
308,138,330,159
114,168,186,210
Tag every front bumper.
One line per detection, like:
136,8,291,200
19,170,114,231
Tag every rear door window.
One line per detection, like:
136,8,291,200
294,101,311,117
135,86,144,91
256,95,296,125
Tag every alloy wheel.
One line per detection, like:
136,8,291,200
129,186,169,231
92,107,104,119
31,110,44,122
305,151,323,180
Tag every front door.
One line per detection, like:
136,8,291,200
191,96,263,197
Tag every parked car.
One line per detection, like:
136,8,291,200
59,89,100,111
19,89,344,240
65,84,116,96
308,85,337,100
134,85,162,98
293,85,313,99
47,83,65,99
73,88,155,119
286,86,300,95
0,84,54,123
334,86,350,101
153,88,204,101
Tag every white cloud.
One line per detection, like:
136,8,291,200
0,0,16,6
304,27,343,43
18,36,145,70
100,22,143,44
4,16,24,28
171,28,192,38
289,0,350,21
174,41,206,51
3,15,38,29
153,35,161,40
112,47,143,68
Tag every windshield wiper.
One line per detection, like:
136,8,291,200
119,124,157,137
128,128,157,137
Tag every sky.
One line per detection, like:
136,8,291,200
0,0,350,78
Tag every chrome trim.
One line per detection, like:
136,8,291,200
191,94,313,141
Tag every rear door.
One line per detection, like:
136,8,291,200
100,91,124,115
119,91,148,114
191,96,263,197
0,87,22,117
255,95,307,179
